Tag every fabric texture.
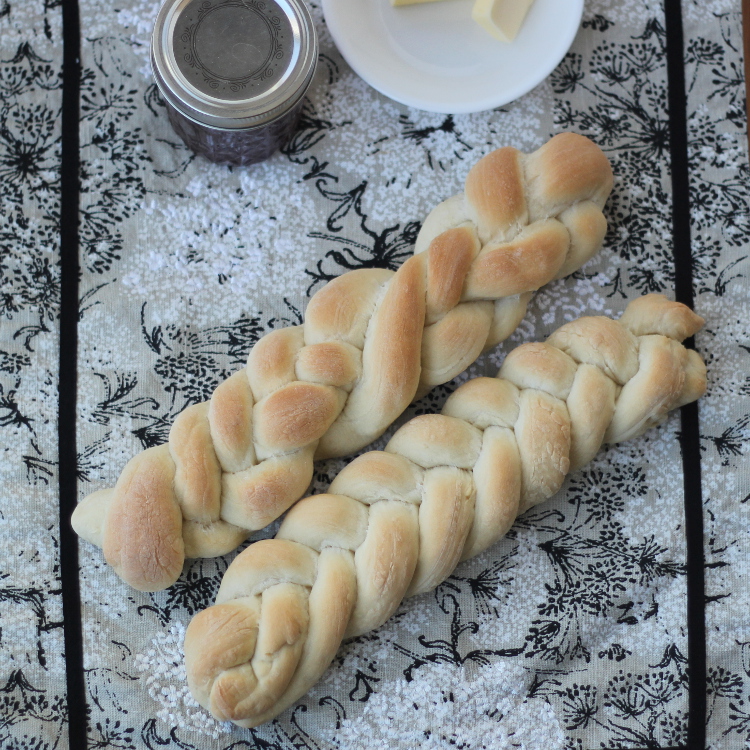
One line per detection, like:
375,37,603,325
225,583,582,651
0,0,747,748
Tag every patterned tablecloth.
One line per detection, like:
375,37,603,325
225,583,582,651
1,0,748,747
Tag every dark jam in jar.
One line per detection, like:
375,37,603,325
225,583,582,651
151,0,317,166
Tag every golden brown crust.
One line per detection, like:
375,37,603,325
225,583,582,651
295,341,361,390
182,518,249,559
303,268,393,347
465,146,527,241
215,539,318,603
277,494,368,552
184,296,706,728
515,389,571,511
254,382,341,452
356,255,426,416
463,426,521,560
102,445,184,592
442,376,520,429
565,364,617,471
409,466,475,595
208,371,256,474
247,327,304,401
679,349,708,407
605,335,688,443
425,225,480,323
220,452,315,531
170,402,222,524
526,131,614,218
619,292,705,341
74,133,615,591
387,414,483,471
463,220,571,300
547,315,639,385
555,201,609,280
329,451,423,506
347,500,419,635
185,600,260,711
499,342,578,402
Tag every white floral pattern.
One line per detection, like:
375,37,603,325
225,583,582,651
336,661,566,750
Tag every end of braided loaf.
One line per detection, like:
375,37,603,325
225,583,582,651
184,294,705,728
73,133,614,592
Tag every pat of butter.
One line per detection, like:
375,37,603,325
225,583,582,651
471,0,536,42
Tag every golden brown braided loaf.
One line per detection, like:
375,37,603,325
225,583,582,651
72,132,613,592
184,294,706,728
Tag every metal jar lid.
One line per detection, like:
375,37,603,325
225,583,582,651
151,0,317,130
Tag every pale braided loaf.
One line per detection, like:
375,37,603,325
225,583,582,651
72,132,613,592
184,294,706,728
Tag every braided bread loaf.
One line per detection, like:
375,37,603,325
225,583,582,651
72,132,613,592
184,294,706,728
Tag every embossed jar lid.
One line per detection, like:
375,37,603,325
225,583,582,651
151,0,317,130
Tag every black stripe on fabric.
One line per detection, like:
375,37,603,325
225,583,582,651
60,0,86,747
663,0,706,748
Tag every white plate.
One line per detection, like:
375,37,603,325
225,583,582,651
321,0,584,114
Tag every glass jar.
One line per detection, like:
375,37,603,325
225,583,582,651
151,0,318,166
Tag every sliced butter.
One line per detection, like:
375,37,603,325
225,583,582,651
471,0,535,42
390,0,453,6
